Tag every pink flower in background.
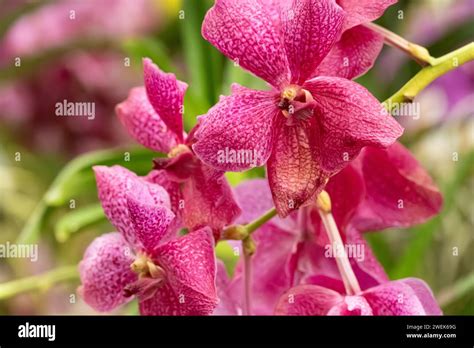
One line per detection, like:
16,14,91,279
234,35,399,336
0,0,159,64
0,53,135,154
79,165,218,315
220,143,442,315
0,0,163,155
117,58,241,238
275,278,442,315
193,0,403,217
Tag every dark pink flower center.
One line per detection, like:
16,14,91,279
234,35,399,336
278,85,315,123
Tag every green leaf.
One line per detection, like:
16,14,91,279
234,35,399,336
225,167,266,187
122,37,174,73
0,265,78,300
54,203,107,243
180,0,224,114
44,147,156,206
222,61,267,95
18,147,158,243
215,241,239,276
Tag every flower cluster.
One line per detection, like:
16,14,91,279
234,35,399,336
78,0,443,315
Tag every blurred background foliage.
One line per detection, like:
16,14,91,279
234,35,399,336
0,0,472,315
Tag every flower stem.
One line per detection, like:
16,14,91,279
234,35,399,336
242,239,254,316
0,265,79,300
364,22,434,66
384,42,474,108
316,191,361,295
245,208,277,235
222,207,277,240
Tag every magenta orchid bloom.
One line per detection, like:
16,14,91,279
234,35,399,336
78,165,218,315
193,0,404,216
275,278,442,315
116,58,241,238
315,0,397,79
222,143,442,314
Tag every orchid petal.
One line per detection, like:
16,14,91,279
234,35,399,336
338,0,397,31
202,0,290,88
126,196,176,254
182,164,241,235
94,165,170,246
78,232,136,312
267,117,330,217
116,87,177,153
143,58,187,142
314,25,384,80
362,278,442,315
193,85,279,171
153,228,218,315
304,76,403,173
281,0,344,84
353,143,443,231
275,284,342,315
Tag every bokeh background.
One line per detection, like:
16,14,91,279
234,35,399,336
0,0,472,315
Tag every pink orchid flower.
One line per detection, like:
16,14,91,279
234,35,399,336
193,0,404,216
275,278,442,315
78,165,218,315
116,58,241,238
222,143,442,314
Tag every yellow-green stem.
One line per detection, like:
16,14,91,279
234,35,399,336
384,42,474,109
245,208,277,235
0,265,79,300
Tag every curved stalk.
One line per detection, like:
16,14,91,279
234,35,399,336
317,191,361,295
0,265,79,300
384,42,474,108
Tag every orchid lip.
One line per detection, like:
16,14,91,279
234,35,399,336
279,85,315,119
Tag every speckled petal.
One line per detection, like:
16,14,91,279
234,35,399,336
146,169,184,230
193,85,279,171
314,25,384,80
362,278,442,315
143,58,187,142
202,0,290,88
116,86,177,153
182,164,241,236
338,0,397,30
275,284,342,315
152,228,218,315
267,117,330,217
78,232,136,312
353,142,443,231
304,76,403,173
127,195,176,254
94,165,170,246
281,0,344,84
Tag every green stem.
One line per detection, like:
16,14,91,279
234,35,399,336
244,208,277,235
222,208,277,240
0,266,79,300
384,42,474,108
